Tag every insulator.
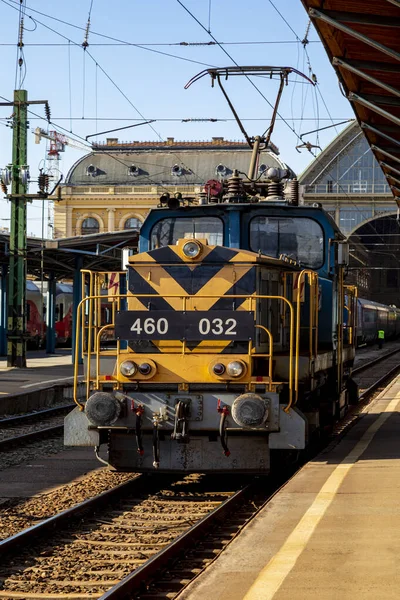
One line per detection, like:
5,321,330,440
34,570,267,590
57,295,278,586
19,166,30,185
197,192,208,205
44,102,51,123
288,178,299,205
0,167,11,186
0,180,7,195
38,171,48,192
82,19,90,48
227,171,242,196
267,182,284,198
18,17,24,47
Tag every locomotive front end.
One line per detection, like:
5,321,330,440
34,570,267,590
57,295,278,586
65,234,311,473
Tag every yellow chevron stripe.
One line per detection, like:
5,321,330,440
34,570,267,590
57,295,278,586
128,251,157,264
127,245,257,354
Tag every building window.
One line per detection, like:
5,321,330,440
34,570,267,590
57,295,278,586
124,217,141,230
339,206,372,234
327,180,333,193
81,217,99,235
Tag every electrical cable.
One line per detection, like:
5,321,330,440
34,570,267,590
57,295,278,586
0,40,321,46
1,2,204,187
176,0,304,143
68,41,72,132
22,117,352,122
0,0,217,69
265,1,337,144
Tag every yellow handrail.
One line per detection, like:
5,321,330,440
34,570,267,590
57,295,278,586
295,270,319,403
255,324,274,392
96,324,116,389
74,292,297,410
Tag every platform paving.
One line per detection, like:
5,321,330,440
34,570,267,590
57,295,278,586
0,447,101,501
0,349,81,397
178,376,400,600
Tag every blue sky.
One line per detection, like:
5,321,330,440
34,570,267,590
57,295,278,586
0,0,353,236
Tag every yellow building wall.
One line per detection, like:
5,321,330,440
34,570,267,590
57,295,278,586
53,185,200,238
53,192,160,238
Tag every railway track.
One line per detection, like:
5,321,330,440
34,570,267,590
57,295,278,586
0,472,268,599
0,404,73,451
352,346,400,400
1,352,400,598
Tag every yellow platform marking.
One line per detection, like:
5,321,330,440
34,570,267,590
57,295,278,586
244,385,400,600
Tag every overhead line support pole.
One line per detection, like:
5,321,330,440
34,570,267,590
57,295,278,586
1,91,50,368
8,90,28,368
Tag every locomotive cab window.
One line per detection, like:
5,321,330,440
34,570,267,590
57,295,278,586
250,216,324,269
151,217,223,248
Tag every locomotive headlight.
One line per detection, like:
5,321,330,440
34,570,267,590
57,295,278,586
138,362,152,375
182,240,202,259
120,360,137,377
226,360,246,378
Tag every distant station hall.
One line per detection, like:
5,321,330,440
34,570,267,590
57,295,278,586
299,122,400,306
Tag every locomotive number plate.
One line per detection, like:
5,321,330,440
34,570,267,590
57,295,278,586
115,311,255,341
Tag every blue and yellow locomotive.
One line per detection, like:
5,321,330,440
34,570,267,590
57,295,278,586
65,166,357,473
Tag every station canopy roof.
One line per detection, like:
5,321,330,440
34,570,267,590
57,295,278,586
0,229,139,279
302,0,400,205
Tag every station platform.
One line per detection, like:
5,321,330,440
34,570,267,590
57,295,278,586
0,349,80,397
179,376,400,600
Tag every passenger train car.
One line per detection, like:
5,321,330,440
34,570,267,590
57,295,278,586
356,299,400,346
26,282,73,347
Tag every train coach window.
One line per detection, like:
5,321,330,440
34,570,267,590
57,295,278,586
151,217,223,248
250,216,324,269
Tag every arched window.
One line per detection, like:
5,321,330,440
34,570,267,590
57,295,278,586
81,217,99,235
124,217,141,231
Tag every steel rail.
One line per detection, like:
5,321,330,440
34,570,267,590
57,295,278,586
0,403,75,427
99,483,252,600
352,346,400,376
0,476,143,554
358,362,400,402
0,424,64,451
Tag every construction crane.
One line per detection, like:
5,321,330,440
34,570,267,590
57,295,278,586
33,128,90,237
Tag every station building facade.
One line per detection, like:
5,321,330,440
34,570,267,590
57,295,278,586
299,121,399,304
299,120,395,234
54,137,288,239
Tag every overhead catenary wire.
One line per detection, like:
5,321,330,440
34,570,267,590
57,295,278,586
176,0,304,144
0,0,216,69
0,40,321,46
266,0,337,143
1,1,204,187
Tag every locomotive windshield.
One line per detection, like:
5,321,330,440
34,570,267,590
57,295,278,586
250,216,324,268
151,217,223,248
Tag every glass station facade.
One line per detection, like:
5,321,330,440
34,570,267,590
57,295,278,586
300,124,396,236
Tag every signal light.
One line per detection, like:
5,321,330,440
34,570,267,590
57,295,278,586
213,363,226,376
138,363,152,375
